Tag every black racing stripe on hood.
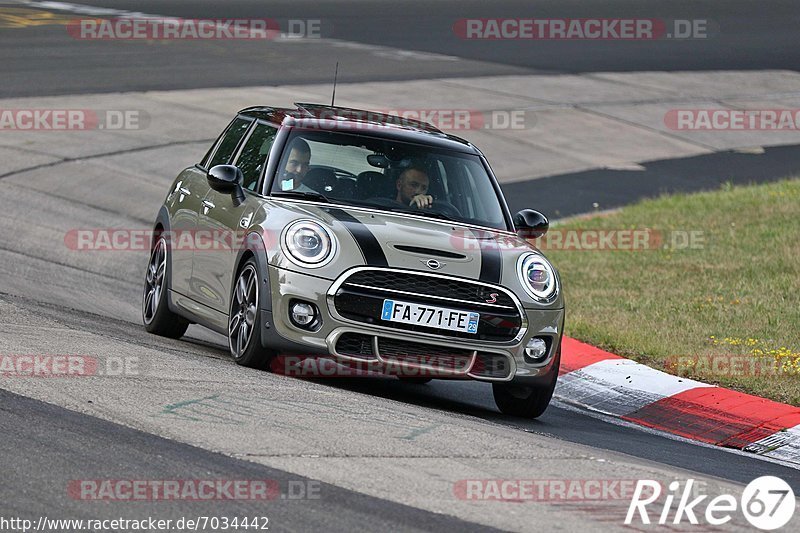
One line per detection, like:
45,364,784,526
324,208,388,266
473,229,502,284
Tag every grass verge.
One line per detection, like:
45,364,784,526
541,179,800,405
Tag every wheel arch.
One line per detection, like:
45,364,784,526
231,231,273,313
152,205,171,248
150,206,186,319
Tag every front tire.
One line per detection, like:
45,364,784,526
142,235,189,339
228,259,273,369
492,380,555,418
493,342,560,418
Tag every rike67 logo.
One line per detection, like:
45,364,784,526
626,476,795,530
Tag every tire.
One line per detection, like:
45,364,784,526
493,341,561,418
228,259,274,369
492,378,556,418
142,235,189,339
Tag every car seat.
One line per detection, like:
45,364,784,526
304,167,337,193
356,171,394,200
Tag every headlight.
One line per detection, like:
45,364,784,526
517,253,557,301
282,220,336,267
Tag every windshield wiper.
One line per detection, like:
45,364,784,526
271,190,331,203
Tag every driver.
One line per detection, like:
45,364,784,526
395,164,433,209
281,138,314,192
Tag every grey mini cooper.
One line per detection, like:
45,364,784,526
143,103,564,418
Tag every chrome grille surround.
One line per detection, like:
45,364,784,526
326,266,528,344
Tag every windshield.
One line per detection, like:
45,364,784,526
269,130,509,231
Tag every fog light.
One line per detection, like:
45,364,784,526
524,338,548,362
290,301,318,329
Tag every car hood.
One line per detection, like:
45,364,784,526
271,202,539,285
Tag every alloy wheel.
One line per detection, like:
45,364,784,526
142,237,167,324
229,264,258,358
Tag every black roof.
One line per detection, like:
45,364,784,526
238,103,478,153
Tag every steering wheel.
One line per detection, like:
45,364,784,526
415,199,462,218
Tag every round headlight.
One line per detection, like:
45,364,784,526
517,253,557,301
282,220,336,267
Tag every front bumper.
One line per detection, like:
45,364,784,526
263,265,564,384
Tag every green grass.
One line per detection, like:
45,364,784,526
543,179,800,405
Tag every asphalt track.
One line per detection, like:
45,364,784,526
1,0,800,97
1,0,800,531
504,143,800,218
2,290,799,530
0,387,501,533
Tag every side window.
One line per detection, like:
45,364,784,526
206,117,252,168
233,123,278,191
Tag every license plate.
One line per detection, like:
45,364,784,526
380,299,479,334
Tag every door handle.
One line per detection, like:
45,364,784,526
172,181,191,202
202,200,215,214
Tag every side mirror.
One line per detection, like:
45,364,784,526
208,164,246,205
207,165,243,193
514,209,549,239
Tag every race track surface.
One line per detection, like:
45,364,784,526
1,1,798,531
1,0,799,96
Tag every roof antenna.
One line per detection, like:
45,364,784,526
331,61,339,107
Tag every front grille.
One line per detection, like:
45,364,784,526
343,270,516,308
470,352,513,380
376,337,474,373
332,269,523,342
334,332,376,360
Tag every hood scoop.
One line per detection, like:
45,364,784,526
392,245,467,260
